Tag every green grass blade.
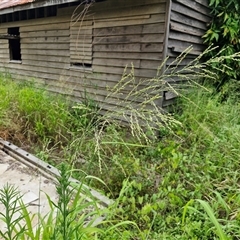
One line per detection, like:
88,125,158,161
196,199,228,240
182,199,194,225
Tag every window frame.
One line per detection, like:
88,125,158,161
8,27,22,62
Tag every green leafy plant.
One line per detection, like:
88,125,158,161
49,164,104,240
182,192,240,240
203,0,240,93
0,184,26,240
0,164,141,240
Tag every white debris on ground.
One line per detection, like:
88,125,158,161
0,149,58,231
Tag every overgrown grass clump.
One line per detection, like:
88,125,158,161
0,76,77,146
154,89,240,238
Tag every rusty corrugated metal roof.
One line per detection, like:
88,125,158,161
0,0,35,10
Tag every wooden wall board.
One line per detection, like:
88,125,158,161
71,53,92,59
21,36,69,44
93,34,164,44
0,50,9,56
140,60,163,70
173,0,210,16
70,20,93,27
89,4,165,20
0,43,8,48
195,0,209,7
70,40,92,47
170,21,205,37
0,58,9,62
70,28,92,35
93,43,163,53
170,11,207,30
171,46,203,56
20,22,70,32
1,69,60,83
21,49,70,57
93,66,158,79
21,55,69,63
169,32,205,45
94,14,165,28
22,60,70,69
6,63,69,76
93,58,141,69
162,0,210,108
70,59,92,65
21,43,69,50
20,30,70,38
166,57,197,66
94,23,165,37
93,52,163,61
171,2,211,22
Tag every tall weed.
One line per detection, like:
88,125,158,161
0,164,139,240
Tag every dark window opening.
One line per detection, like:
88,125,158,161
20,10,27,20
36,7,45,18
8,27,21,61
58,3,69,8
13,12,19,21
71,62,92,68
7,13,13,22
69,2,81,6
1,14,6,23
46,6,57,17
28,9,35,19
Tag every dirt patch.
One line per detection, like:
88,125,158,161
0,126,34,152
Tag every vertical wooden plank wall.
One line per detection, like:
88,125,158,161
0,0,167,113
163,0,211,107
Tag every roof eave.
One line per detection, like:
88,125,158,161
0,0,80,15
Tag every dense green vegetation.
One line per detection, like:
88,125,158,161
1,58,240,238
203,0,240,94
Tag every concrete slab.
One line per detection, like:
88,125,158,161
0,149,58,232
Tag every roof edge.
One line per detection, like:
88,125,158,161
0,0,80,15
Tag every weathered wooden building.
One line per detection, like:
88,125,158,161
0,0,210,111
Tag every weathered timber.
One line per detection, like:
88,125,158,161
162,0,211,108
0,0,210,116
